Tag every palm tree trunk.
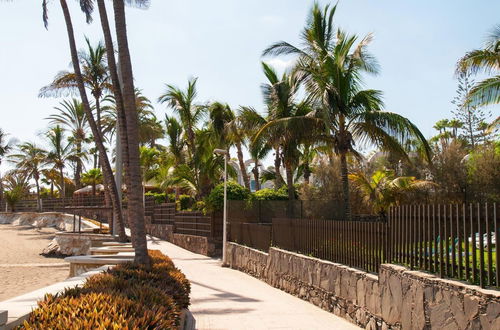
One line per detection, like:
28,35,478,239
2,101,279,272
284,161,295,218
274,148,285,188
59,167,65,198
35,177,41,212
236,142,250,189
75,142,82,189
304,163,311,185
59,0,127,242
252,160,261,191
339,152,351,221
96,0,130,242
112,0,150,266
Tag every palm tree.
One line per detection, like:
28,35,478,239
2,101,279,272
2,169,31,212
81,168,103,196
41,168,60,198
209,102,251,190
45,126,71,198
349,170,435,216
111,0,150,265
43,0,127,242
47,99,89,188
263,3,430,219
158,78,206,162
165,115,185,166
40,38,110,129
10,142,47,211
238,106,284,189
457,25,500,107
248,135,271,191
254,65,314,211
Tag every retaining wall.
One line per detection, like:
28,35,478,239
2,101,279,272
226,243,500,329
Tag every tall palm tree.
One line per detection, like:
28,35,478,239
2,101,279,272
47,99,89,188
238,106,284,189
254,65,313,210
45,126,71,198
165,115,185,166
158,78,206,162
263,3,430,219
43,0,127,242
111,0,150,265
40,38,110,129
10,142,47,211
209,102,251,190
457,25,500,107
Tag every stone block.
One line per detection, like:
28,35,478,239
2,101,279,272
381,274,402,324
0,310,7,326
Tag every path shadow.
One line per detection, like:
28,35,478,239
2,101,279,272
190,280,261,303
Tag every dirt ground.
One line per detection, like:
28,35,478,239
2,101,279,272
0,224,69,301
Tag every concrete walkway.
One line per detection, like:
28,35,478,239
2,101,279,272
148,237,360,330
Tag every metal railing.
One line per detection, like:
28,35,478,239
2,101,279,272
228,202,499,289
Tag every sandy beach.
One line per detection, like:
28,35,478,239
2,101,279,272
0,224,69,301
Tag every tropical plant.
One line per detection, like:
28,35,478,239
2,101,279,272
10,142,47,210
457,25,500,107
254,63,314,211
349,170,435,215
111,0,151,264
206,181,250,211
158,78,206,162
263,3,431,219
47,99,90,188
40,38,110,130
209,102,251,190
45,126,72,198
42,0,127,242
81,168,103,196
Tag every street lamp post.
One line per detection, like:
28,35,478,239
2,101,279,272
214,148,228,265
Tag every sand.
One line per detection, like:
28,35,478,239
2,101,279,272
0,224,69,301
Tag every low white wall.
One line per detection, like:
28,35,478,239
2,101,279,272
0,212,96,231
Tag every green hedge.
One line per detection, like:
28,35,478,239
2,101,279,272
206,182,250,210
251,186,290,200
19,250,190,329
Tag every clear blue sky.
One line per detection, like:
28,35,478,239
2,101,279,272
0,0,498,150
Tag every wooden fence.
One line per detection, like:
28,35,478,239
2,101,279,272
228,202,499,288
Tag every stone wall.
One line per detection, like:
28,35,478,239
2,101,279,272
172,234,217,257
144,216,174,242
226,243,500,329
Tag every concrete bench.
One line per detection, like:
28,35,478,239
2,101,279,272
65,254,134,277
90,246,135,255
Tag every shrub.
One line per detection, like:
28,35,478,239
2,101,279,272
145,192,167,204
19,250,189,329
206,181,250,210
192,200,206,212
252,187,289,200
178,194,194,210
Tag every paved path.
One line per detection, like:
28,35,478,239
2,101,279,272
147,237,360,330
